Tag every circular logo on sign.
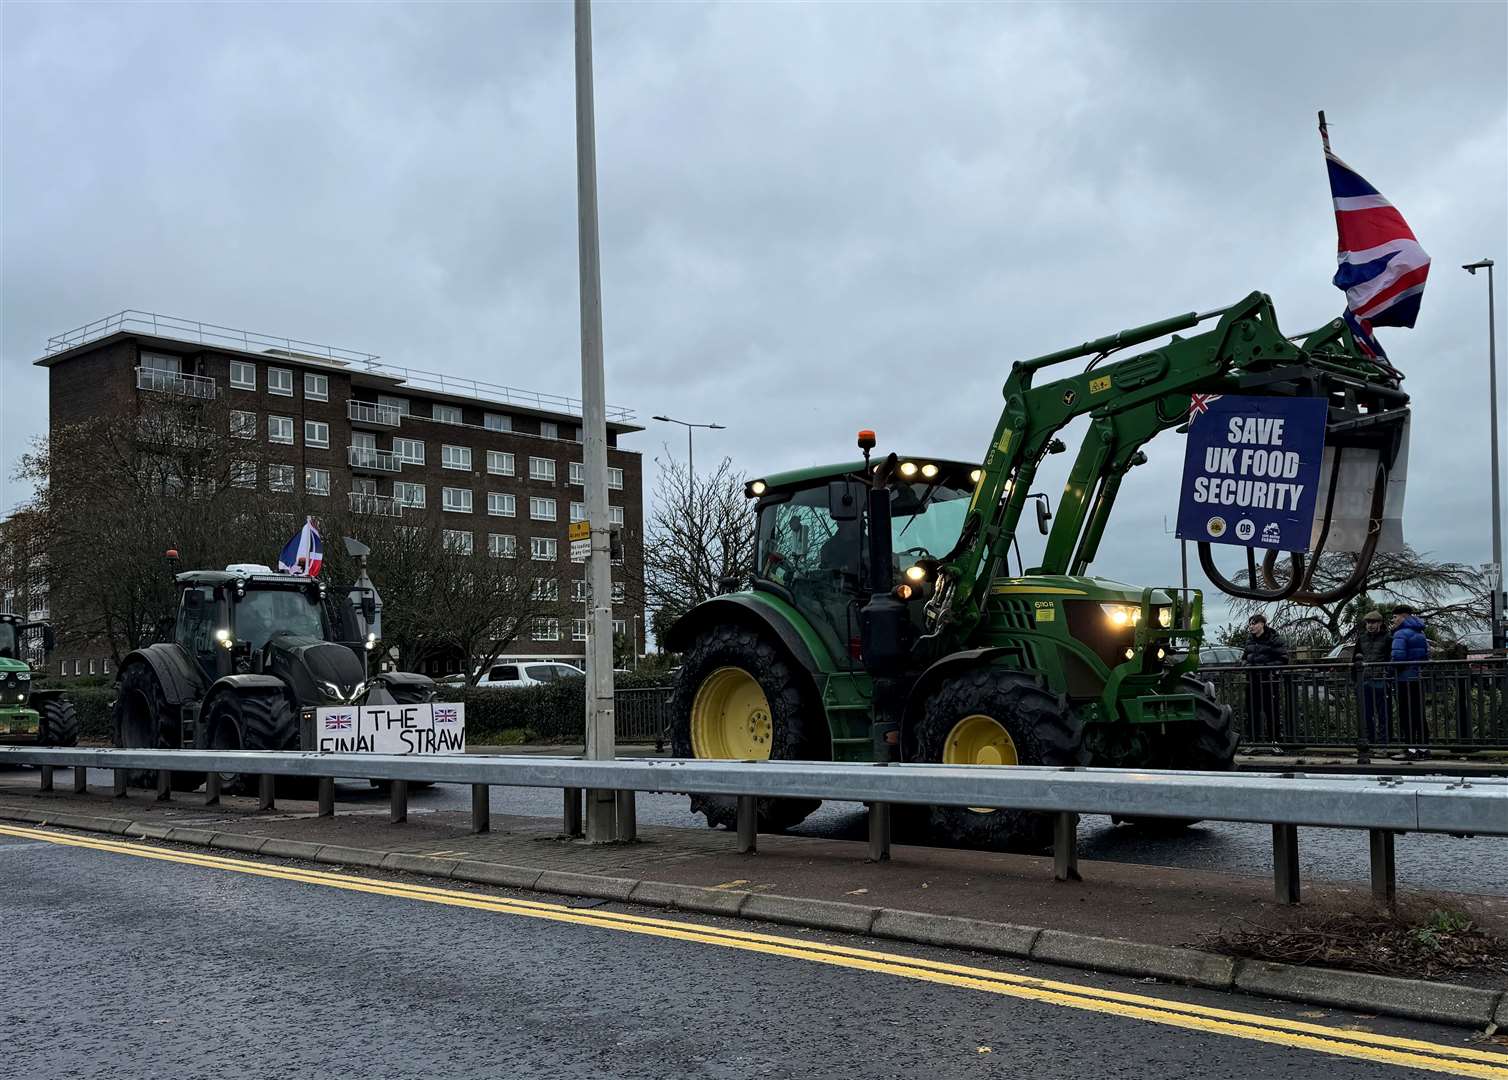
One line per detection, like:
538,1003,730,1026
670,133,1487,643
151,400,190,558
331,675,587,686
1062,388,1077,407
1235,519,1256,541
1206,516,1227,538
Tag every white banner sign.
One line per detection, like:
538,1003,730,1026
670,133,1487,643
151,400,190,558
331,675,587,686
314,702,465,755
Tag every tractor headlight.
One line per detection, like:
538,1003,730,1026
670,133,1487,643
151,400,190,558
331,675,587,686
904,565,928,584
1157,606,1173,628
348,680,369,704
214,628,231,644
746,480,766,497
920,463,938,479
899,461,918,478
317,680,346,701
970,468,983,485
1100,603,1141,628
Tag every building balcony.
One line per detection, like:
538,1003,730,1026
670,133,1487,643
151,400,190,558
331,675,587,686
348,491,402,517
135,366,217,400
348,446,401,473
348,400,403,428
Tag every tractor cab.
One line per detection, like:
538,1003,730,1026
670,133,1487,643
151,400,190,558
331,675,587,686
746,458,978,666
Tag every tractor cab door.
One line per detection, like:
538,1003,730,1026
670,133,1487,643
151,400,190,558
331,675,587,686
755,485,866,666
176,585,225,682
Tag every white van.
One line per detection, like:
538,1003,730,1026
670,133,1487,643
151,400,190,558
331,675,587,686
475,661,584,689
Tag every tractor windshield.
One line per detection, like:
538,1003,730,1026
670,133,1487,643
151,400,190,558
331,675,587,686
890,482,971,562
0,622,17,660
234,587,331,653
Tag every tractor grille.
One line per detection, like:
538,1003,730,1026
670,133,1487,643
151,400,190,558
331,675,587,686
1,672,31,708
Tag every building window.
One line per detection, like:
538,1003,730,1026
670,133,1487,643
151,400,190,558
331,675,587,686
268,415,294,444
486,450,514,476
487,493,516,517
231,461,257,489
572,618,588,642
442,444,472,471
608,467,624,490
268,367,294,396
609,505,625,526
611,582,626,603
569,462,585,486
531,617,560,642
443,487,474,513
306,468,331,496
531,578,559,601
529,496,556,521
488,533,517,559
530,537,557,561
73,659,82,676
378,394,409,416
394,482,426,508
88,658,97,675
540,421,558,440
613,618,627,638
570,501,586,523
305,372,329,401
102,659,111,675
433,403,463,425
484,413,511,432
230,410,256,439
393,438,425,465
443,529,473,556
529,457,556,482
572,580,590,603
230,361,256,390
268,464,295,492
305,420,330,448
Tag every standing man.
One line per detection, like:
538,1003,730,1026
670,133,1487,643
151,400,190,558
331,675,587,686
1390,604,1430,759
1242,613,1289,750
1354,610,1392,753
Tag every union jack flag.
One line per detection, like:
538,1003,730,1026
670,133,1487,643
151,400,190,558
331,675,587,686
1321,116,1430,362
434,707,459,724
1188,392,1223,418
325,713,353,730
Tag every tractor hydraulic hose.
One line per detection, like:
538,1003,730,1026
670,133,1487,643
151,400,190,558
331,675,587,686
1198,541,1305,602
1272,460,1390,606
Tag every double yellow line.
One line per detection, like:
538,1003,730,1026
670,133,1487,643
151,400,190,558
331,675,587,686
5,822,1504,1077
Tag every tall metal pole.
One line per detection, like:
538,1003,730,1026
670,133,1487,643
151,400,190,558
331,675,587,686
573,0,619,840
1466,259,1503,650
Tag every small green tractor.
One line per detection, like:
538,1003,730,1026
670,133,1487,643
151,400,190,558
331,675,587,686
0,613,77,748
666,292,1409,848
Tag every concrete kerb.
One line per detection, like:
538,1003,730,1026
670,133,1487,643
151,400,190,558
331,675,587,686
2,802,1502,1032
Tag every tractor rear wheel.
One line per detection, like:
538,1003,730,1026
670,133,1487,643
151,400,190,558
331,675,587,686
37,696,80,747
205,689,298,795
111,662,201,790
669,624,823,833
912,668,1084,852
1114,675,1236,833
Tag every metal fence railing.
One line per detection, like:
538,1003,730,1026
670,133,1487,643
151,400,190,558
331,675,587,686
1204,658,1508,754
614,686,671,744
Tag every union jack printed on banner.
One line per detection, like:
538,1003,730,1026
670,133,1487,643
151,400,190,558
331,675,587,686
325,714,353,730
1188,392,1223,419
1325,140,1430,361
434,707,459,724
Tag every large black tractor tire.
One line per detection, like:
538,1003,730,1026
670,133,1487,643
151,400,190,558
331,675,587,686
37,696,80,747
912,668,1084,852
111,662,201,790
204,689,299,796
1115,675,1237,834
669,624,824,833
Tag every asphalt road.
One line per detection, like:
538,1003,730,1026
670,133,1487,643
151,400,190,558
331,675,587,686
5,826,1497,1080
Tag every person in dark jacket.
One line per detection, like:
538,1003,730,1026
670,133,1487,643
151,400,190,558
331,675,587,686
1390,605,1430,757
1354,610,1392,749
1242,614,1289,748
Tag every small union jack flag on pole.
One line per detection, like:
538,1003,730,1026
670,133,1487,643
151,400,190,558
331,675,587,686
1187,392,1223,419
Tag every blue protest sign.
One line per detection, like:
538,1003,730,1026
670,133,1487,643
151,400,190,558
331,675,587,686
1175,395,1328,551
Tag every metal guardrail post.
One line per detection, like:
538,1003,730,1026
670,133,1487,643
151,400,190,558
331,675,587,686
471,784,489,834
615,790,636,842
1369,829,1397,907
1054,812,1081,882
390,780,408,824
318,777,335,818
72,767,87,794
113,769,127,797
563,788,583,837
257,775,275,812
204,773,221,806
736,794,757,854
39,765,52,792
867,802,891,862
156,770,172,802
1272,823,1300,904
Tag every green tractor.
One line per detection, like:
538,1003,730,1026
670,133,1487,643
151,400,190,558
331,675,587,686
666,292,1409,848
0,613,78,748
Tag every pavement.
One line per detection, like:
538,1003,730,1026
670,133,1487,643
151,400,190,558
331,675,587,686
6,824,1506,1079
3,769,1506,1035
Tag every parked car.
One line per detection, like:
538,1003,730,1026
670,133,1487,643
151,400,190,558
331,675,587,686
1197,645,1244,668
475,661,584,689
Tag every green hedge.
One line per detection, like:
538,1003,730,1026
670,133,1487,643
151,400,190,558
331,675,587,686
42,686,115,741
447,671,671,745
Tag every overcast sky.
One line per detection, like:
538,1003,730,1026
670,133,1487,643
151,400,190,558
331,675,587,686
3,2,1505,629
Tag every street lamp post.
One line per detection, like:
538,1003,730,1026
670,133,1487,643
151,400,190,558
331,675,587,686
651,415,726,481
1464,258,1503,649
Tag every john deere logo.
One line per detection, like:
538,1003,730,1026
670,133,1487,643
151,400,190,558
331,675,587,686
1062,388,1077,407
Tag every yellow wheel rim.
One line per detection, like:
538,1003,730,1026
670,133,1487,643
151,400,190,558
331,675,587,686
942,713,1018,814
690,667,774,760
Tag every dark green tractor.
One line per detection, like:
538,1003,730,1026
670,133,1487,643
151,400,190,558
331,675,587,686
666,293,1410,848
0,614,77,748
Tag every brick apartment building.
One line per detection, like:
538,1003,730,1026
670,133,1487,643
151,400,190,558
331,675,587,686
31,311,645,676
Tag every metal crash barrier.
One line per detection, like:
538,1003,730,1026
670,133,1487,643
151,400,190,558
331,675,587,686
6,745,1505,909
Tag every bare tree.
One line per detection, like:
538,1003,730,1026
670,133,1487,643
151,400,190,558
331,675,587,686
643,455,755,643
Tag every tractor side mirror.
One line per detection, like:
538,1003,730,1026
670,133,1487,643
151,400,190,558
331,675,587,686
828,480,860,522
1035,498,1052,536
361,594,377,621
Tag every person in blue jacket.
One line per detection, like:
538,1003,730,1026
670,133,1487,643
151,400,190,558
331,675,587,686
1390,604,1430,758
